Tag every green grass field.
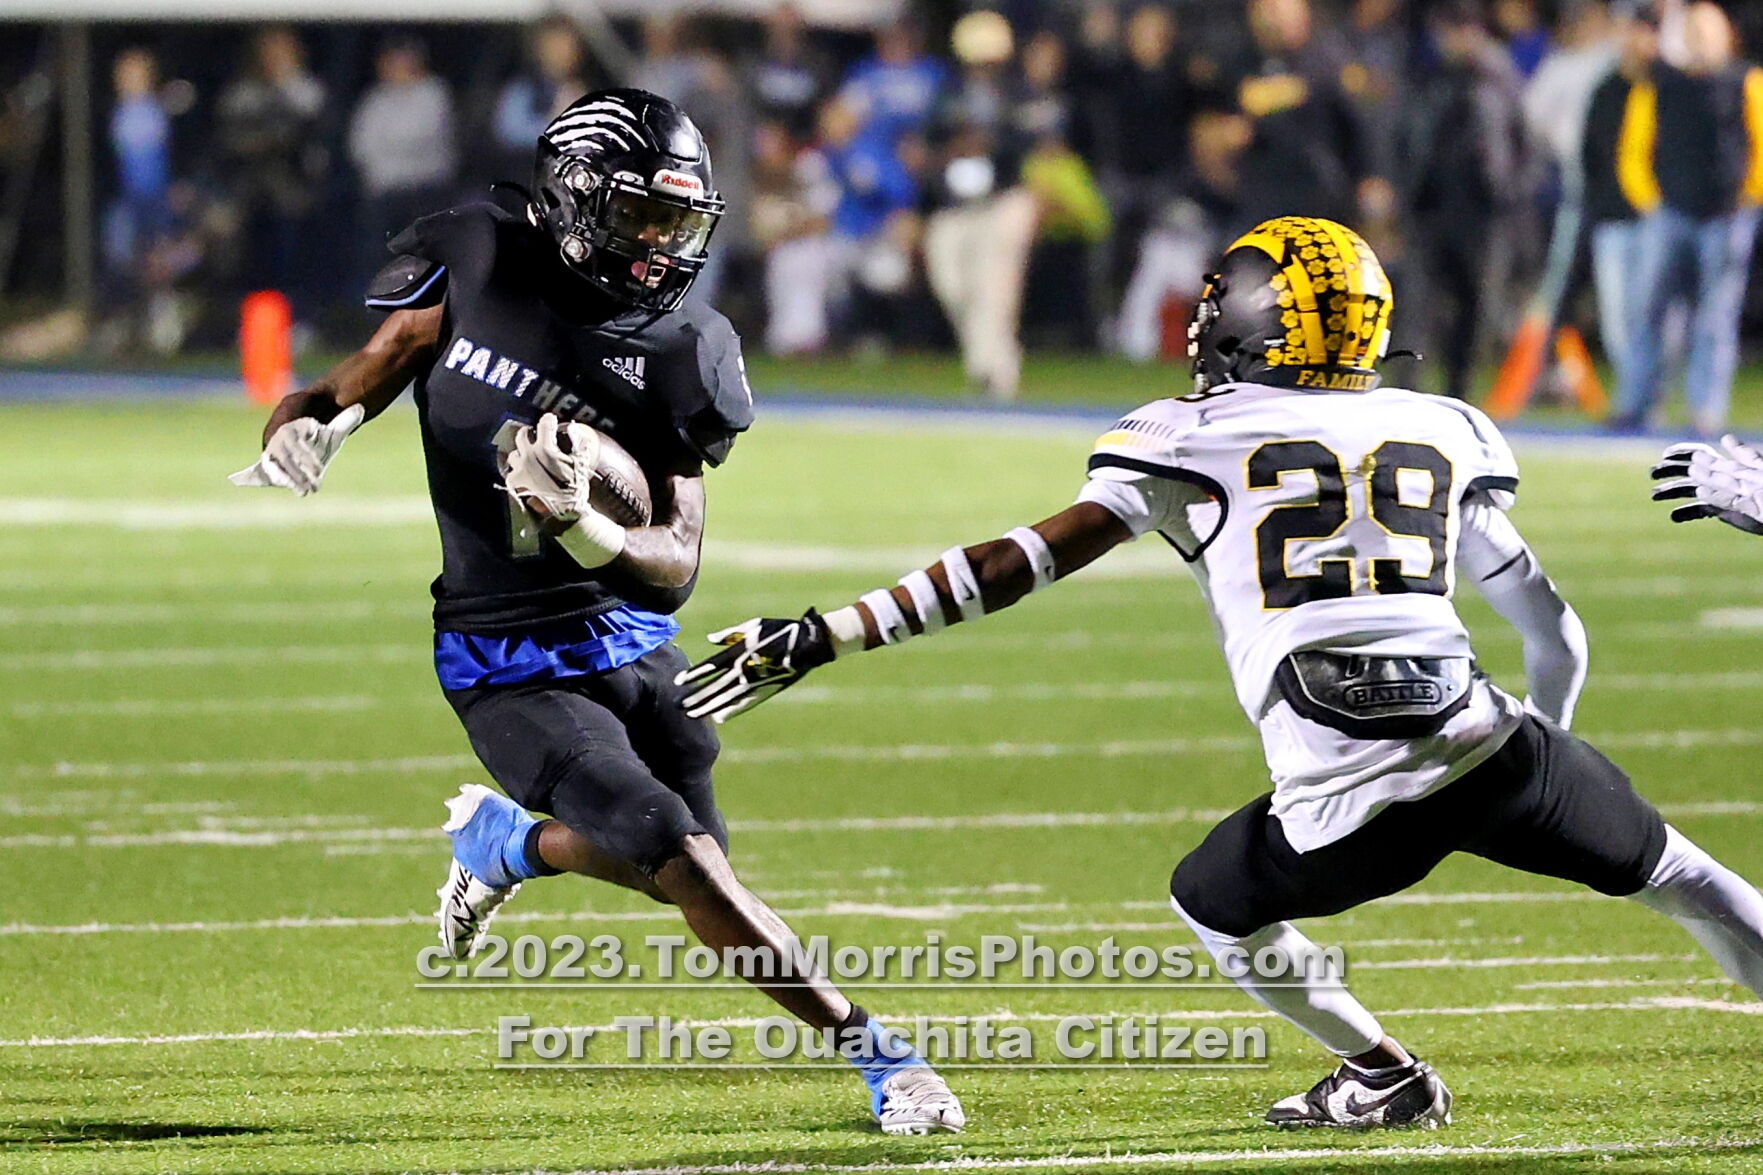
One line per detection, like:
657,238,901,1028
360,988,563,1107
5,392,1763,1175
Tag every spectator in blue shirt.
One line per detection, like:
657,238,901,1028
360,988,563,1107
1497,0,1553,79
101,47,173,349
815,96,922,348
109,48,171,244
837,18,950,146
825,130,918,240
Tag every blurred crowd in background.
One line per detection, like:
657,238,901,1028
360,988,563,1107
3,0,1763,429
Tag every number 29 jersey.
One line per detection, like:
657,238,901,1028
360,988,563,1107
1077,383,1527,849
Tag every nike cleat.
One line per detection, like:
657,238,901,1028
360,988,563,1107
437,784,537,959
874,1067,966,1135
1266,1058,1452,1130
435,857,519,960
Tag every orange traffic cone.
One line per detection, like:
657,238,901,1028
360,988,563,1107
1555,325,1607,418
1486,312,1550,420
240,290,293,404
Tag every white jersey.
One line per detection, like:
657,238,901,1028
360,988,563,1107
1077,382,1528,851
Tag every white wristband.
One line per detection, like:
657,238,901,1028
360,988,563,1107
897,569,948,634
555,510,627,568
1006,526,1057,591
859,588,912,645
941,547,984,621
821,605,868,658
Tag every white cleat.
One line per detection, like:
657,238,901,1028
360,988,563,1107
1266,1059,1452,1130
875,1067,966,1135
435,857,519,960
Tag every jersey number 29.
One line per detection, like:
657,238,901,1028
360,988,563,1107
1248,440,1453,609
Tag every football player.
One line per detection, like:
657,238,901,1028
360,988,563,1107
232,90,963,1135
1652,435,1763,535
680,216,1763,1129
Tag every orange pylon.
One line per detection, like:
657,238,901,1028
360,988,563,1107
240,290,293,404
1554,325,1607,418
1486,312,1550,420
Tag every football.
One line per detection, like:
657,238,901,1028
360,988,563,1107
523,424,653,530
581,426,654,528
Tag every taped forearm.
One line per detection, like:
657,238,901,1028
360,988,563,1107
1460,500,1588,726
822,529,1049,657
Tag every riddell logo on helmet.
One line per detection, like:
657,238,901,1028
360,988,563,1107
652,169,703,197
1294,370,1377,390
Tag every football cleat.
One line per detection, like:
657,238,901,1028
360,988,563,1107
435,857,519,960
1266,1058,1452,1130
438,784,537,959
874,1067,966,1135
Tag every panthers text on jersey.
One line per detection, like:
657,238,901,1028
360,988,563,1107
1078,382,1528,851
370,199,753,634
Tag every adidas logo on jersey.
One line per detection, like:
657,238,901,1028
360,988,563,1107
603,356,647,390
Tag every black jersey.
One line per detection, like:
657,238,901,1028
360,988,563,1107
375,201,752,633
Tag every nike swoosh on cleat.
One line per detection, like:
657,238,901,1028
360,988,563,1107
1341,1076,1419,1119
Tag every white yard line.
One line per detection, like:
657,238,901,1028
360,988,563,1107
1355,952,1696,971
8,996,1757,1050
0,600,410,626
2,799,1750,844
0,644,417,672
477,1137,1763,1174
1703,607,1763,629
7,695,378,719
18,613,1763,676
1516,977,1734,990
11,672,1756,723
0,496,436,529
785,672,1763,704
0,734,1708,779
4,740,1274,784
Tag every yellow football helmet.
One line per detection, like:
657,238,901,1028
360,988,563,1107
1189,216,1394,394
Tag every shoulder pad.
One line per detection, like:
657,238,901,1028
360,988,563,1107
1091,399,1196,466
365,254,447,313
1425,396,1521,501
682,311,754,468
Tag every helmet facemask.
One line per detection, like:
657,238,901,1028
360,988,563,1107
1188,273,1235,395
538,154,725,312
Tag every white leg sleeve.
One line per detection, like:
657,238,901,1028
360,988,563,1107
1629,825,1763,998
1171,897,1384,1057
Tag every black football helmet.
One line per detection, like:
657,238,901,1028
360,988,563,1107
531,89,725,312
1189,216,1394,395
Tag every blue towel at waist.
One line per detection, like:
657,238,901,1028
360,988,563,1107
435,605,679,690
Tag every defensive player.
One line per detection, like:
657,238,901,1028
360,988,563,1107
231,89,963,1134
1653,435,1763,534
680,217,1763,1129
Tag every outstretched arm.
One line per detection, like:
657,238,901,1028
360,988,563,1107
676,502,1133,722
234,305,443,494
1458,496,1587,727
823,503,1130,649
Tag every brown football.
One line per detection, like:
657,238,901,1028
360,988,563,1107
587,428,654,527
527,426,653,531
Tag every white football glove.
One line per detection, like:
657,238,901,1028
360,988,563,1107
229,403,365,496
1652,435,1763,536
674,611,837,724
499,412,601,522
